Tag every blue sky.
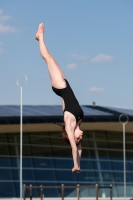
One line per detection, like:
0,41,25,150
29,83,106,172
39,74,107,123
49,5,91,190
0,0,133,109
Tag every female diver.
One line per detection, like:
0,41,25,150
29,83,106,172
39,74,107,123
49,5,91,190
35,23,84,173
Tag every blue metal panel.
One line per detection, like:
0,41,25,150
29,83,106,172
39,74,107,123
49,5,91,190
1,105,133,118
81,106,113,116
108,107,133,116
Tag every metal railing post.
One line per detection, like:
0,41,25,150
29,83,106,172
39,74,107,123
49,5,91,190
110,184,112,200
96,184,98,200
30,184,32,200
23,184,26,200
77,184,80,200
61,184,64,200
40,185,43,200
22,184,113,200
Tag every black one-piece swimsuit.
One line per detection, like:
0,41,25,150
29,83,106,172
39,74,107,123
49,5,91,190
52,79,84,123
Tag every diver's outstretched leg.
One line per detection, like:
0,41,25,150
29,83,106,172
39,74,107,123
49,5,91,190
35,23,66,88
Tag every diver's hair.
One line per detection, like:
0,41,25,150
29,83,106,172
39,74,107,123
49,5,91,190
54,123,70,144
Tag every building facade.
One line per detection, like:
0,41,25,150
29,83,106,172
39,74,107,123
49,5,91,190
0,105,133,198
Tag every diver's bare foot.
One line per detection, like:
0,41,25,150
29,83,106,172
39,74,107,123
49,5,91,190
35,23,44,41
72,167,82,173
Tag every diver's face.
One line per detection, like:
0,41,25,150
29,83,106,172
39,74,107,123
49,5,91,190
74,122,83,144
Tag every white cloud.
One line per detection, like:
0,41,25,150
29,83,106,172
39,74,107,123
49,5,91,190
0,9,3,14
0,23,16,33
67,63,77,69
89,87,105,93
0,15,12,21
0,9,12,21
0,10,17,33
90,54,114,63
0,41,2,53
71,54,90,60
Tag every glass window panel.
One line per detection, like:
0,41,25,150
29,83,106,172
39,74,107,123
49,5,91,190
51,137,68,146
107,132,123,142
98,149,110,159
126,143,133,150
96,141,108,149
12,168,19,181
0,144,9,156
112,161,130,171
114,172,123,182
9,134,20,144
64,188,77,198
101,184,114,198
35,183,60,198
52,147,71,157
80,187,96,197
108,142,123,150
22,133,30,144
63,182,96,198
101,172,114,182
13,182,19,197
30,146,52,157
33,157,54,169
92,160,99,170
81,159,94,170
115,183,133,197
116,184,124,197
50,132,68,146
56,170,76,182
99,160,112,170
127,151,133,160
126,162,130,171
29,132,50,145
0,157,11,167
82,131,90,147
41,187,60,198
11,157,19,167
0,134,8,143
109,150,123,160
23,157,34,168
126,172,133,182
8,144,17,156
82,149,95,158
0,182,16,197
23,169,36,181
126,133,133,143
88,140,95,148
126,185,133,197
35,169,56,181
0,168,40,183
90,131,106,141
111,161,123,171
0,168,14,180
54,158,72,169
128,161,133,170
22,146,32,156
77,172,100,183
93,171,101,182
77,171,96,182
